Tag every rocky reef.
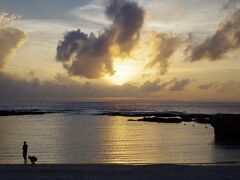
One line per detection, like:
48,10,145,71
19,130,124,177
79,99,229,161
100,111,240,141
0,109,54,116
138,114,240,141
210,114,240,142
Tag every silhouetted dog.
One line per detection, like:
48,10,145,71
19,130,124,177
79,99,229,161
28,156,38,164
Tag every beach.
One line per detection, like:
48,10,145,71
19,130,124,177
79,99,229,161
0,163,240,180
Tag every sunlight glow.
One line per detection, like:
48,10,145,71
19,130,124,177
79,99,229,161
106,59,142,85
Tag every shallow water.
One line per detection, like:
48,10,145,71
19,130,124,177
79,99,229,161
0,102,240,164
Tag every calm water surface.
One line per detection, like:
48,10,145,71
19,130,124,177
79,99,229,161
0,102,240,164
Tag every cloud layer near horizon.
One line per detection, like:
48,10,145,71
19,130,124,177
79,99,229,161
0,72,193,101
199,80,240,93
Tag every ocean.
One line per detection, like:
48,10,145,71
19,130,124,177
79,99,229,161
0,102,240,164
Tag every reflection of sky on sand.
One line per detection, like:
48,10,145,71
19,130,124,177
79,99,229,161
0,114,240,164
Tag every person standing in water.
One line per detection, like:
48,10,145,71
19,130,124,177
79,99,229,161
22,141,28,164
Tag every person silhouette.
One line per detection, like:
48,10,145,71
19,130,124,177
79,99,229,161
22,141,28,164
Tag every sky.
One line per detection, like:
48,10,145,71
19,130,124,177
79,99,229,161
0,0,240,102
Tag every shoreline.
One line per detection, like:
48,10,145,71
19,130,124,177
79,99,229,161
1,163,240,180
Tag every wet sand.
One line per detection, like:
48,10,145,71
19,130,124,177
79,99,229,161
0,163,240,180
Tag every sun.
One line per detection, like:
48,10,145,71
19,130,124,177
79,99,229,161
106,59,142,85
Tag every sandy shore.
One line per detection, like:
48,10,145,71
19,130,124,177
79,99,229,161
0,163,240,180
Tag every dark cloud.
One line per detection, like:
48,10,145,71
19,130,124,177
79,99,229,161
0,73,40,98
169,79,191,91
198,83,214,90
198,80,240,93
105,0,144,52
0,72,193,102
188,9,240,61
138,78,191,94
56,0,144,79
146,32,181,75
0,73,139,102
0,13,28,70
139,79,164,93
54,73,79,85
56,29,114,78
